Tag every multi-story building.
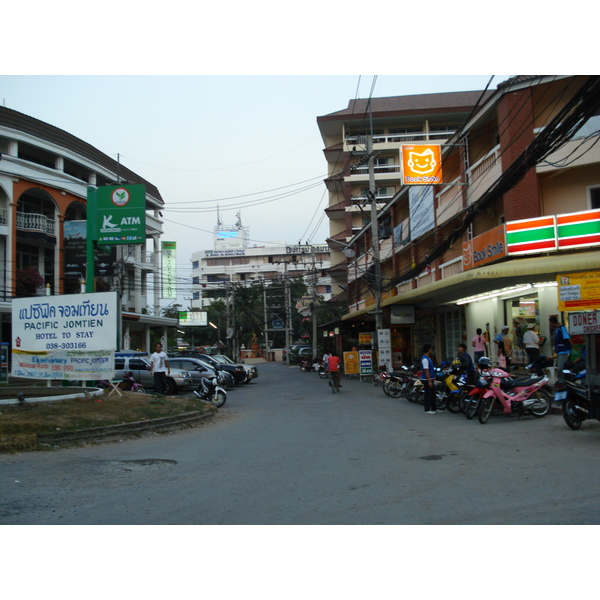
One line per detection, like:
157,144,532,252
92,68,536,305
317,76,600,371
190,217,332,308
0,106,175,352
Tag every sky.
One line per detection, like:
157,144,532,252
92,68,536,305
1,74,513,304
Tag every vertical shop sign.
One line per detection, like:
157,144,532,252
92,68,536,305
162,241,177,299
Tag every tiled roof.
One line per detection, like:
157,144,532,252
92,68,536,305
0,106,163,203
319,90,494,121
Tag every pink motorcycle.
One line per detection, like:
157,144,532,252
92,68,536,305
478,365,551,424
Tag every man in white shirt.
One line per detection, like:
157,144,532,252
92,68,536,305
523,324,540,365
149,342,170,395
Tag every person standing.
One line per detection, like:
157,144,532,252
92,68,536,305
149,342,170,396
493,326,512,368
322,351,331,372
457,343,476,382
549,316,572,372
471,328,487,362
523,323,540,365
420,344,439,414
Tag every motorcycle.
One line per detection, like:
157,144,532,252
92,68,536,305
194,375,227,407
462,358,494,418
554,371,591,430
440,361,471,414
299,359,314,372
372,365,390,387
477,356,552,424
382,364,417,398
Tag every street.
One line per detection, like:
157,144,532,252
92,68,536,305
1,361,599,525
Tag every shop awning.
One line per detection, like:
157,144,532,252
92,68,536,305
341,250,599,321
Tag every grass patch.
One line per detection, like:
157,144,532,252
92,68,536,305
0,390,215,453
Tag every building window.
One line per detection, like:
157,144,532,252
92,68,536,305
192,261,199,269
590,186,600,209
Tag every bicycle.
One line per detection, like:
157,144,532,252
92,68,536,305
329,370,341,393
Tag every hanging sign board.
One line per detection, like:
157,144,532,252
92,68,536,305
401,144,442,185
95,185,146,245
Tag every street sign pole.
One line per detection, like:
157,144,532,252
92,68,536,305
86,186,98,294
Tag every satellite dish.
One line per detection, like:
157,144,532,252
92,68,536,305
342,248,355,258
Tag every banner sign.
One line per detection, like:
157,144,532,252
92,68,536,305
64,220,115,278
11,291,118,380
462,224,506,271
162,241,177,299
95,185,146,245
568,311,600,335
343,351,359,375
359,350,373,377
401,144,442,185
557,271,600,311
178,311,208,327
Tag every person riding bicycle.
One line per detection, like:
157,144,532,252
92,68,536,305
328,352,342,388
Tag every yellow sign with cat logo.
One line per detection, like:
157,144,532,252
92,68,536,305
401,144,442,185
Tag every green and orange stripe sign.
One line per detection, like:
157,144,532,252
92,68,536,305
557,209,600,249
506,216,556,255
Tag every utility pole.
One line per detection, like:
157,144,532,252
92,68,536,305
284,263,291,367
311,245,318,361
263,284,270,361
367,131,383,343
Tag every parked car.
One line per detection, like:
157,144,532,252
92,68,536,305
168,356,235,389
283,344,310,361
114,352,193,394
212,354,258,382
173,351,247,385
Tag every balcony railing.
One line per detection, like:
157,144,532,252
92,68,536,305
346,130,457,148
16,212,56,235
0,208,8,226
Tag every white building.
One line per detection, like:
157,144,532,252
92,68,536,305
0,106,175,351
190,218,332,308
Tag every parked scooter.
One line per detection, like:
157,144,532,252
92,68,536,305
383,364,417,398
554,370,591,430
477,355,552,424
372,365,390,387
194,375,227,407
441,360,471,413
299,359,314,372
462,358,494,419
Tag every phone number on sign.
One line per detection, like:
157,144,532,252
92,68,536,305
45,342,88,350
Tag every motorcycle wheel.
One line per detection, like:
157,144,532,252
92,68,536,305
530,390,551,418
446,391,463,414
435,387,448,410
478,397,494,424
562,398,585,430
409,386,424,405
459,392,471,414
211,390,227,408
386,380,403,398
133,385,146,394
465,393,482,420
372,376,381,387
318,368,328,380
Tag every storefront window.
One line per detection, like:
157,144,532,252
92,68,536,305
509,293,540,365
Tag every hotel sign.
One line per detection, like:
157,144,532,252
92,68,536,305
462,224,506,271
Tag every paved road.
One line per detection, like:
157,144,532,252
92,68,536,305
1,362,599,524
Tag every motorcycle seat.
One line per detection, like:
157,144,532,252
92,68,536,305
500,376,543,390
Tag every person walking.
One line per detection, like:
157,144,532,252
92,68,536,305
471,328,487,362
149,342,170,396
420,344,439,414
549,316,572,372
523,323,540,365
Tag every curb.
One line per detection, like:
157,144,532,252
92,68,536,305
36,409,216,445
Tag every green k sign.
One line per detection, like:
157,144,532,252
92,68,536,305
94,184,146,244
